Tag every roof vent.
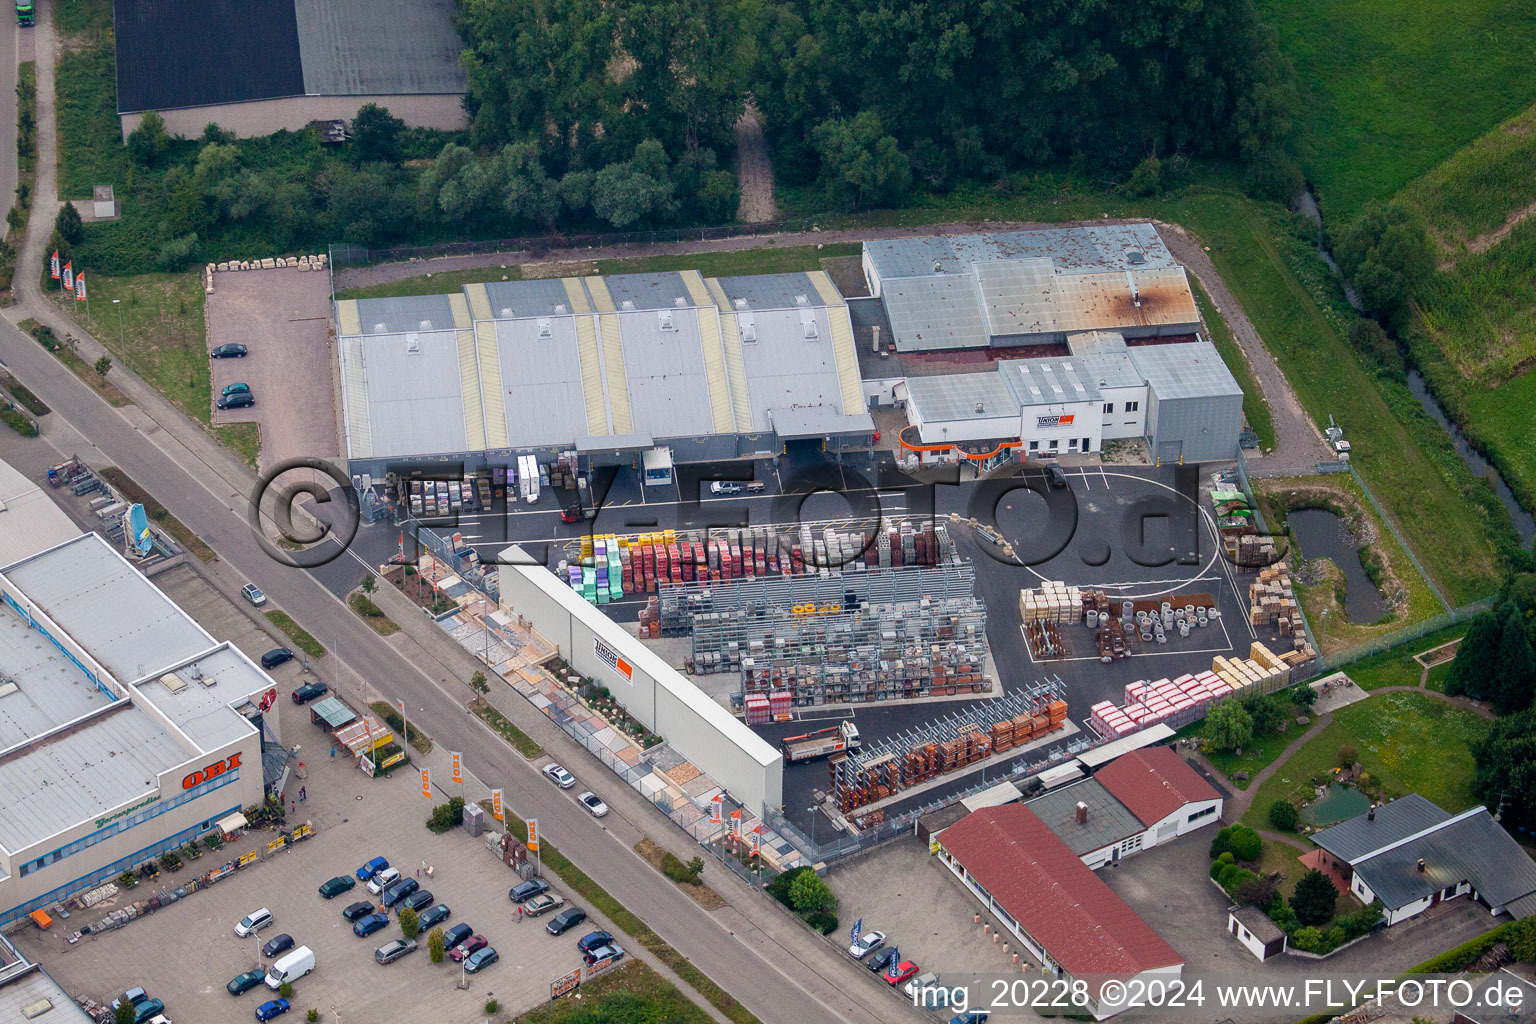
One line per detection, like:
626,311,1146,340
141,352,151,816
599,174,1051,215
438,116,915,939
933,261,943,273
372,323,387,334
160,672,188,694
674,297,687,308
739,312,757,343
1076,801,1088,824
1126,271,1141,307
620,299,636,312
1368,805,1376,821
734,298,748,310
795,294,809,306
199,673,218,687
499,307,514,318
555,303,567,314
419,320,433,331
537,317,552,339
800,308,818,340
658,310,675,331
1127,250,1146,265
1417,858,1426,872
976,402,985,414
405,333,421,355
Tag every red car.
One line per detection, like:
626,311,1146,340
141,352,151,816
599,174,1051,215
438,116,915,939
884,959,919,986
448,934,489,963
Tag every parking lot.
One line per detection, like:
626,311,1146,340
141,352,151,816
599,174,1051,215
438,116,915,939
207,267,337,471
10,569,638,1023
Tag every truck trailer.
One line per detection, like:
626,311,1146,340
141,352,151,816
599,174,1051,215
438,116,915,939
780,721,861,763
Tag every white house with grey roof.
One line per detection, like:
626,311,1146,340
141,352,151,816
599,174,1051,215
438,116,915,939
1309,794,1536,926
0,527,276,929
335,270,874,477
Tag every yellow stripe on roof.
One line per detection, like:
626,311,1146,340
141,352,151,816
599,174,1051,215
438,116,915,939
476,321,508,448
464,282,493,322
336,299,361,337
447,293,472,330
573,312,608,435
705,277,754,431
457,328,487,451
562,277,593,315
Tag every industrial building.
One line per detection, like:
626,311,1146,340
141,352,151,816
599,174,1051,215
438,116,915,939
862,225,1200,352
0,934,93,1024
899,334,1243,463
0,521,279,929
935,802,1184,1020
1306,794,1536,926
335,271,873,478
113,0,468,138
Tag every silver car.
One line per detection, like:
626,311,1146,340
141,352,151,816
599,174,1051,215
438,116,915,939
542,763,576,789
374,938,417,964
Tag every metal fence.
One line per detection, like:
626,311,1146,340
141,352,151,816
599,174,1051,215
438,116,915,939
415,521,500,604
1346,463,1453,613
1312,598,1493,676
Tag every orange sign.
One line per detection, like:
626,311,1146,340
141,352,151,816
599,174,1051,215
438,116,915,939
420,768,432,800
710,794,723,824
593,637,633,681
451,752,463,784
491,789,504,821
729,808,743,837
526,818,540,852
182,752,242,790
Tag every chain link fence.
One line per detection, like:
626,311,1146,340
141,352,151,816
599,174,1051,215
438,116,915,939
1312,598,1493,676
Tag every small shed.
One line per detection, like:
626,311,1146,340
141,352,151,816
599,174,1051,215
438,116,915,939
92,185,116,219
309,695,357,733
1228,905,1286,961
642,447,674,486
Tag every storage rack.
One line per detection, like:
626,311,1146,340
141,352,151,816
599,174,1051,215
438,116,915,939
828,677,1068,812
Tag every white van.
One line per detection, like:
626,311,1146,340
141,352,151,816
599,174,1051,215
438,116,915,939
265,946,315,990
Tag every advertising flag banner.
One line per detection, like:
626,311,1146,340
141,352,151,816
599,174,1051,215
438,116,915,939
61,262,73,290
450,751,463,784
490,789,504,821
75,273,86,301
729,808,743,837
420,768,432,799
710,794,723,824
49,251,59,279
852,918,863,943
526,818,540,852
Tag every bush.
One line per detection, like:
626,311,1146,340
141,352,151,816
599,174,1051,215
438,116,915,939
278,981,293,999
805,910,839,935
789,869,837,915
484,999,499,1014
1338,745,1358,771
1292,869,1340,926
398,906,419,939
1222,867,1257,897
55,202,83,246
1210,859,1229,880
662,852,704,885
93,355,111,376
1268,800,1300,832
427,927,446,963
114,1001,135,1024
766,866,813,909
1235,877,1278,909
1,407,38,437
353,594,384,617
1210,825,1263,863
307,1011,319,1023
1291,926,1326,953
1267,898,1299,933
426,795,465,833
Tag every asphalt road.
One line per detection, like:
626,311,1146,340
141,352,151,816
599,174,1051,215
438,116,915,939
0,328,884,1024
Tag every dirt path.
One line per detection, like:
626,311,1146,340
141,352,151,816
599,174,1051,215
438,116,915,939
733,99,777,223
1461,199,1536,258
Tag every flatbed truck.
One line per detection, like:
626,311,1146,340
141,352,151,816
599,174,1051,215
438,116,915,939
780,721,861,763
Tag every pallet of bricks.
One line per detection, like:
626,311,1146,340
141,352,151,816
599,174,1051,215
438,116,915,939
1018,582,1083,624
1213,642,1292,693
1249,562,1310,648
1225,533,1279,571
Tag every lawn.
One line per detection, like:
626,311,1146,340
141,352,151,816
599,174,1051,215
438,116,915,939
1253,0,1536,223
1186,717,1303,791
1190,275,1275,452
518,960,716,1024
1397,102,1536,251
1240,691,1488,831
1339,624,1468,691
334,264,526,301
1416,218,1536,384
264,610,325,659
54,12,126,200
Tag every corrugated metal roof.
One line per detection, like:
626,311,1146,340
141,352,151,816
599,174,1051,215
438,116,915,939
0,704,189,854
350,294,458,335
616,308,717,438
767,405,875,439
1508,892,1536,921
882,274,991,352
0,459,79,569
712,272,824,311
0,962,96,1023
1093,747,1219,827
1000,358,1102,407
359,329,469,458
1074,724,1176,770
866,224,1178,281
1352,807,1536,911
310,696,357,728
482,278,578,319
0,606,115,750
739,307,857,432
2,535,215,683
133,644,266,755
939,804,1183,980
294,0,467,96
904,372,1018,423
1024,778,1143,856
601,272,697,312
491,317,592,447
1311,793,1452,863
1129,340,1244,401
1072,351,1144,390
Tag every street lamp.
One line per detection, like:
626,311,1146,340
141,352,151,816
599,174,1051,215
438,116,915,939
111,298,124,363
1320,608,1329,659
807,805,817,846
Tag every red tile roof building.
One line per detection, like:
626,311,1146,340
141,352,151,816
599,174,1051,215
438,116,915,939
1093,746,1220,828
936,803,1182,1016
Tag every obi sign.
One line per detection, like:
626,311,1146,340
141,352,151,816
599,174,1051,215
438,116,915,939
182,752,241,789
1035,413,1075,429
593,636,633,681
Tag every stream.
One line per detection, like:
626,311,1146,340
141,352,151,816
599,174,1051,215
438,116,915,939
1288,507,1388,624
1294,189,1536,548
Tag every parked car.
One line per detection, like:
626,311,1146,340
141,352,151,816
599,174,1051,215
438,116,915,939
374,938,418,964
442,923,474,950
545,907,587,936
381,877,418,909
221,382,252,397
132,1000,166,1024
401,890,434,913
261,933,294,959
291,681,328,704
211,343,247,359
341,900,374,922
577,930,614,956
462,946,499,974
234,908,273,937
112,989,149,1012
1043,464,1068,489
227,970,265,996
849,930,886,959
541,763,577,789
522,892,565,917
352,913,389,938
239,585,266,608
254,998,289,1021
884,960,920,986
949,1011,990,1024
317,875,354,900
576,791,608,817
264,947,315,990
217,391,255,410
448,934,488,963
416,904,450,930
260,647,294,669
366,867,401,895
905,972,944,1006
356,856,389,881
709,481,743,495
583,944,625,969
866,947,899,973
509,878,549,903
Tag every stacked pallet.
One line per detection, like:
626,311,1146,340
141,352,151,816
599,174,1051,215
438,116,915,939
743,693,771,725
1019,582,1083,624
1213,642,1290,692
636,596,660,639
1225,533,1279,570
1249,563,1301,633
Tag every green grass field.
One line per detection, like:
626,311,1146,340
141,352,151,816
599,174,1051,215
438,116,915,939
1417,218,1536,383
55,28,126,200
1255,0,1536,223
1338,624,1467,690
1397,103,1536,251
1240,691,1488,830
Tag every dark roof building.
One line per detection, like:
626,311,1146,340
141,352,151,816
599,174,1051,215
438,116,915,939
1311,796,1536,926
113,0,469,139
936,804,1182,1019
1024,778,1145,860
